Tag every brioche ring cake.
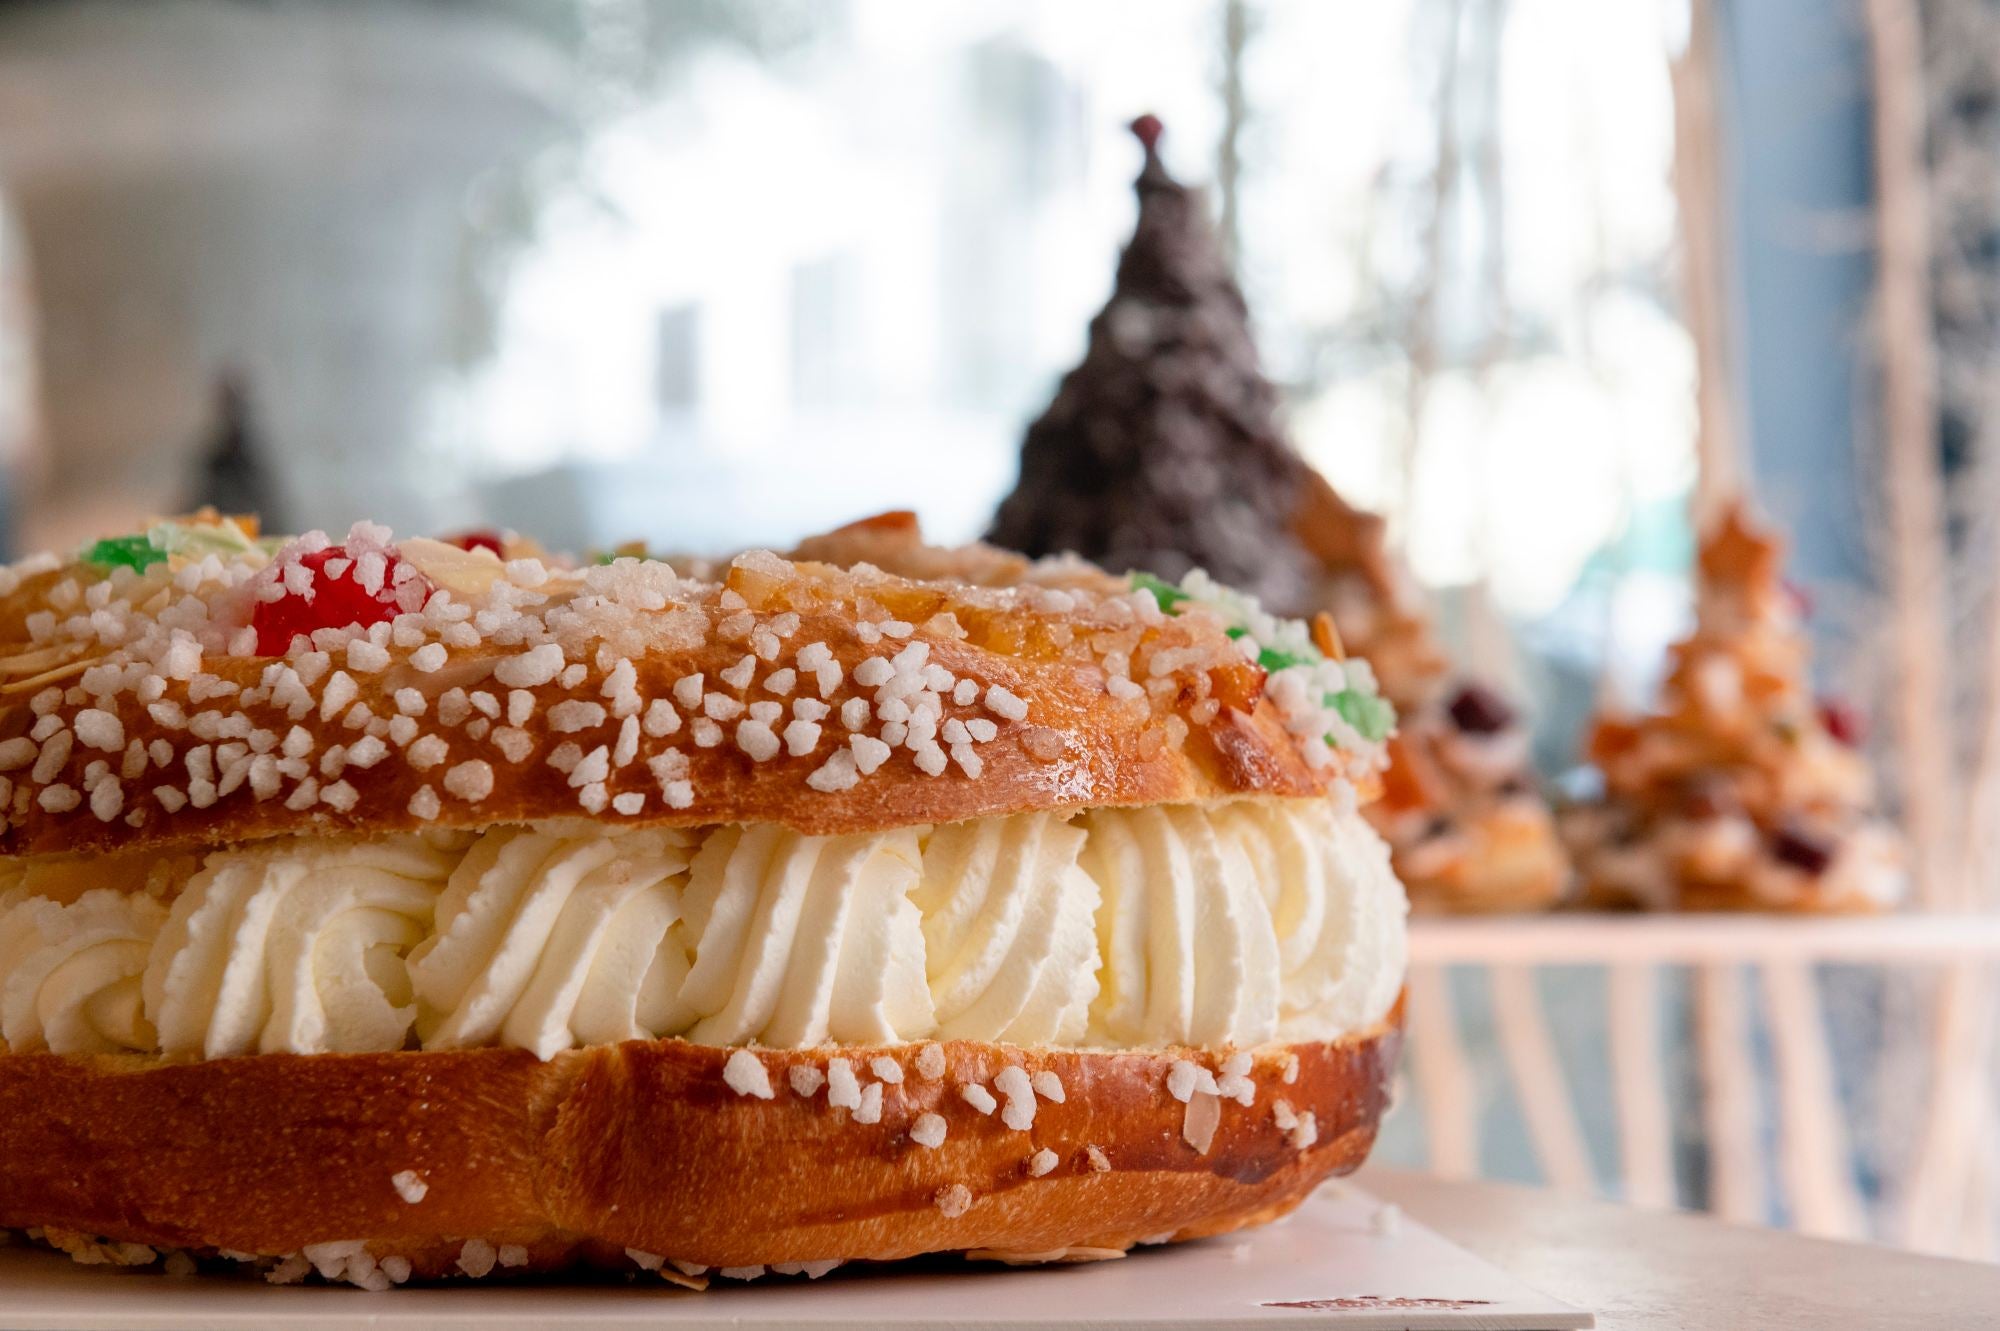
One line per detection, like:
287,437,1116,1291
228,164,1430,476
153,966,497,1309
0,512,1407,1290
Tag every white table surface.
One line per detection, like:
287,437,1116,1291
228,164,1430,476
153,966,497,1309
0,1181,1583,1330
1361,1168,2000,1331
7,1170,1986,1329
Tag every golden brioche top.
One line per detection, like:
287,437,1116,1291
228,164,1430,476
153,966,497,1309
0,511,1393,857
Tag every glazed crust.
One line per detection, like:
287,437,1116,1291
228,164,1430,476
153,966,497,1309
0,1017,1400,1276
0,533,1374,860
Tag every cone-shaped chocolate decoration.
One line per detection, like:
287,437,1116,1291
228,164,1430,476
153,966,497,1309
990,117,1569,913
988,117,1317,612
185,373,283,531
1563,503,1906,910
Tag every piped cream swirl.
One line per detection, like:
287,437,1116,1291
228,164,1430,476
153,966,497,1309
915,813,1100,1045
1082,805,1284,1047
676,824,934,1046
409,824,695,1058
0,888,165,1053
0,798,1407,1058
142,837,458,1058
1216,798,1408,1039
1081,800,1406,1046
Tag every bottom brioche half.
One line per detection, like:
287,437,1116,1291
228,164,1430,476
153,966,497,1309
0,1009,1400,1285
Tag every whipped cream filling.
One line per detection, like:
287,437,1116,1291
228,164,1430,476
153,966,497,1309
677,824,934,1046
0,886,164,1054
916,813,1100,1046
0,799,1406,1059
141,837,462,1059
1075,799,1407,1046
1084,805,1282,1047
409,825,695,1058
1217,799,1409,1039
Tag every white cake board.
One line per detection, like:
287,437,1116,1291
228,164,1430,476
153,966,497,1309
0,1183,1591,1330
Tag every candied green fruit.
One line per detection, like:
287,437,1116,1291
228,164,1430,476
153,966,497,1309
83,533,167,571
1130,572,1191,611
1331,688,1396,743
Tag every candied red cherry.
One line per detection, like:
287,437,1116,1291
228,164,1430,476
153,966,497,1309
1769,824,1835,876
1818,697,1866,748
252,546,421,655
1446,682,1516,735
444,529,506,557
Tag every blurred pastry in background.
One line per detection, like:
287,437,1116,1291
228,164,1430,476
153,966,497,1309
1292,473,1569,914
1563,503,1905,912
987,115,1567,914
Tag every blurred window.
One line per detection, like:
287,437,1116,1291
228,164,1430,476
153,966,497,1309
654,301,702,415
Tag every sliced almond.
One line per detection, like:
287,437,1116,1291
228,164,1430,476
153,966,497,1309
397,537,504,601
1,657,99,695
965,1246,1128,1266
1311,611,1346,661
0,642,87,676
